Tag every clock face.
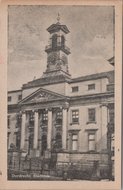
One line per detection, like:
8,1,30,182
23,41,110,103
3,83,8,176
48,53,58,64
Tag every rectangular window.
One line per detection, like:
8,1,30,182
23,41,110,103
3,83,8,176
29,112,34,129
29,113,34,122
72,86,79,92
42,113,48,121
16,114,22,128
109,109,114,124
15,132,20,149
8,96,12,102
72,110,79,123
7,132,10,148
88,133,96,151
88,84,95,90
42,110,48,124
111,134,114,156
72,134,78,151
29,134,34,150
56,111,62,119
8,115,10,128
18,94,22,101
56,110,62,124
88,108,96,122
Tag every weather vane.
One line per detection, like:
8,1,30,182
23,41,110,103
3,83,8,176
57,13,60,22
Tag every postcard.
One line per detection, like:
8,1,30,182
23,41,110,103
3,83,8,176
0,0,122,189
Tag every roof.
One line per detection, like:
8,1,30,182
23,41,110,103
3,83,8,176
22,72,72,89
8,89,22,94
8,70,114,93
21,70,114,89
71,70,114,83
47,22,70,34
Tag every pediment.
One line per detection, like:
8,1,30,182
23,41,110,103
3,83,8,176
19,88,67,105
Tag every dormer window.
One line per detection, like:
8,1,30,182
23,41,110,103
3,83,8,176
88,84,95,90
72,86,79,92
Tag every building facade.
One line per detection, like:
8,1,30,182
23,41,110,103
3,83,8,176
8,18,114,180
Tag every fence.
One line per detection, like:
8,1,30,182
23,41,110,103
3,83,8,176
8,151,110,180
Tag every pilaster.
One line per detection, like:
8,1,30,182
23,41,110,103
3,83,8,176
20,111,26,150
62,102,69,150
33,110,39,149
47,108,52,150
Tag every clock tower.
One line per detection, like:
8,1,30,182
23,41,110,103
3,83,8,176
43,14,71,78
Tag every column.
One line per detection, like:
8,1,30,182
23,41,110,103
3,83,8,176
101,104,108,150
47,108,52,150
20,111,26,150
62,108,68,150
33,110,39,149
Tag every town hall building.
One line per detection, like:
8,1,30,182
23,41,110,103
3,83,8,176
7,16,114,180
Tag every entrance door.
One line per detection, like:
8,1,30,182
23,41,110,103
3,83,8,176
41,135,47,156
28,133,33,155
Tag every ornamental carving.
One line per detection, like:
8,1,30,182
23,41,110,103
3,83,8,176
29,92,55,103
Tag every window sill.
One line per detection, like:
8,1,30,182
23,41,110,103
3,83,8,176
40,122,48,126
55,124,62,127
70,122,79,125
28,126,34,129
41,125,47,128
86,121,96,125
87,150,97,153
70,150,78,153
55,121,62,125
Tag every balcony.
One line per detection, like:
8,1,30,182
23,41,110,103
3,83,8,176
45,43,70,54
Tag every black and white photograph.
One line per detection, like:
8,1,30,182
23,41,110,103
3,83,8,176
7,4,116,181
0,1,120,188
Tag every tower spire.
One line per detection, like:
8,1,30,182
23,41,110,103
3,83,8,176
44,16,71,79
57,13,60,23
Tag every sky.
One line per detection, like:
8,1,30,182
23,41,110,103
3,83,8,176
8,5,114,91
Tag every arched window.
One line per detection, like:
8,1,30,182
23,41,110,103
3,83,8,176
52,34,57,49
41,134,47,155
61,35,65,48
